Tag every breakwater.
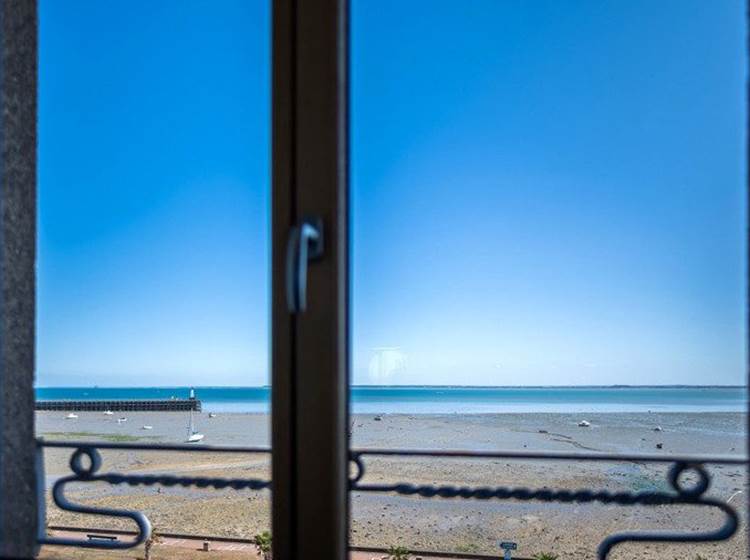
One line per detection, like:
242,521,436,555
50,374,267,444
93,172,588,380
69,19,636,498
35,399,201,412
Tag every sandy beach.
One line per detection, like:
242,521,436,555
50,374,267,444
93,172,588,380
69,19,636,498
37,411,747,559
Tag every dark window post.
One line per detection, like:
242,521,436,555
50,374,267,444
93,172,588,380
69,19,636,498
0,0,39,557
273,0,349,558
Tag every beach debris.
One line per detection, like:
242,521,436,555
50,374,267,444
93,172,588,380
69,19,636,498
141,425,153,430
577,420,591,427
653,426,663,432
538,429,549,434
656,443,663,449
727,490,744,504
374,416,383,421
65,413,78,420
144,532,161,560
103,410,113,416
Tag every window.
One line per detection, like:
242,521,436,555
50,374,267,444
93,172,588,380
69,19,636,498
0,2,743,560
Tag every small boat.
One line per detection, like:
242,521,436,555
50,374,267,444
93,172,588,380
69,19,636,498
103,410,114,416
141,425,153,430
578,420,591,427
185,389,204,443
117,417,127,424
186,410,204,441
187,431,204,443
208,413,217,419
65,413,78,419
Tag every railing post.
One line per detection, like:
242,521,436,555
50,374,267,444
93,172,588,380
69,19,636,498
0,0,39,557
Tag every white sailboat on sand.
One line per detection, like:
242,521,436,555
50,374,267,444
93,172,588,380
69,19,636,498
186,388,204,443
186,409,204,442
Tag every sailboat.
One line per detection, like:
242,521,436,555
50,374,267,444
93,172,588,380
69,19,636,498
185,388,204,443
186,408,204,443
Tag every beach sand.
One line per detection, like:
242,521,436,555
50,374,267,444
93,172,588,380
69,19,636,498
37,411,748,559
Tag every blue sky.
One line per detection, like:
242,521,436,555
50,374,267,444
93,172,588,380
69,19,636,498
38,1,745,387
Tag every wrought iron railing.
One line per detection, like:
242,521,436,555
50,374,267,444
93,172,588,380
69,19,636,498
37,440,271,549
37,439,747,559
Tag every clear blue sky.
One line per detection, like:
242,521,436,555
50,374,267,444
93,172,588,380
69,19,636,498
38,0,746,387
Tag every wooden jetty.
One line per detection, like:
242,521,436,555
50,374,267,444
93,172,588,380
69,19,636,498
35,399,201,412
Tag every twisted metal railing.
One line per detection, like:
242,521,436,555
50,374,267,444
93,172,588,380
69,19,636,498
350,448,745,558
37,441,271,549
37,439,747,558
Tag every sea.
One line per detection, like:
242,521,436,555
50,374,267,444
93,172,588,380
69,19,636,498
35,386,747,414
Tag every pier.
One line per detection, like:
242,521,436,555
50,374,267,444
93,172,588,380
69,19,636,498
35,399,201,412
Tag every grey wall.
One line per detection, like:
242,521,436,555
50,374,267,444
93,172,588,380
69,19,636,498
0,0,38,557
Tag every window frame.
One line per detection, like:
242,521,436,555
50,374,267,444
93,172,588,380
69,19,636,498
271,1,350,559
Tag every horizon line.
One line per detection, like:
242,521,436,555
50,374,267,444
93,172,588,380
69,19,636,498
36,384,749,389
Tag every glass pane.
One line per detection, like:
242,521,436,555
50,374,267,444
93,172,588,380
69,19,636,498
351,1,747,559
36,0,272,553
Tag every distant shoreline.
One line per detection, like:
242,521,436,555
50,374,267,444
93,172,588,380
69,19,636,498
35,384,748,389
35,385,746,414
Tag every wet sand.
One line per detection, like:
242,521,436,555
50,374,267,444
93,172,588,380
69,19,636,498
37,411,748,559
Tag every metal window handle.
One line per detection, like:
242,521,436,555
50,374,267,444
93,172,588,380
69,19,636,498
286,218,324,313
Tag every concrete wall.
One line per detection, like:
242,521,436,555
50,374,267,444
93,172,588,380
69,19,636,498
0,0,38,557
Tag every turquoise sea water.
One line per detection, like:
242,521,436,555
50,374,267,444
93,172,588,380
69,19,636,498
35,386,747,414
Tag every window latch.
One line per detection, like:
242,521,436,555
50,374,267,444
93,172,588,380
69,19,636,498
286,217,324,313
